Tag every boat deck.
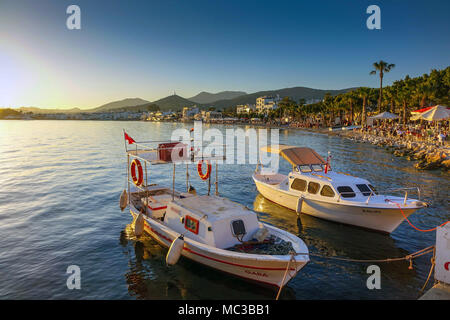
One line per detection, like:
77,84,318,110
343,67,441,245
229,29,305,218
227,235,294,255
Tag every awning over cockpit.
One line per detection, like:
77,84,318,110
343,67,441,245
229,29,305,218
260,144,326,166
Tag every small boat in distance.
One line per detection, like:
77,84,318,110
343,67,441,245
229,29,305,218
253,145,427,234
121,136,309,288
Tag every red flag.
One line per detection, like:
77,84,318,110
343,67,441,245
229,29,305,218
324,154,331,174
124,131,135,144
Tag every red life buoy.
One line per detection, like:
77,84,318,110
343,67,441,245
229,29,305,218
197,160,211,181
131,159,144,186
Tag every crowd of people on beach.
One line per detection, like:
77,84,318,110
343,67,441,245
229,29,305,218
360,122,448,147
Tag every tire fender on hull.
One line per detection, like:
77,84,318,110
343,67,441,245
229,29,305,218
166,235,184,265
134,213,144,237
119,189,128,211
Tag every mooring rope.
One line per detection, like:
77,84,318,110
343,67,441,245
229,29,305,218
420,246,436,294
276,251,296,300
275,245,436,300
387,199,449,232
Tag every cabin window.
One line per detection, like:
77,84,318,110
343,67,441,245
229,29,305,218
291,178,307,192
311,164,323,172
320,185,335,197
368,184,379,195
308,182,320,194
356,184,372,196
184,215,199,234
298,165,312,173
337,186,356,198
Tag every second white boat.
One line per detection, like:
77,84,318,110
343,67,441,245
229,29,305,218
253,145,427,234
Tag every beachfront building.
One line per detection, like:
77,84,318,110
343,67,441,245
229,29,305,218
256,95,280,114
236,104,256,114
205,111,222,122
182,106,199,120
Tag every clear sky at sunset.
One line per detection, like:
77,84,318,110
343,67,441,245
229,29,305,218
1,0,449,109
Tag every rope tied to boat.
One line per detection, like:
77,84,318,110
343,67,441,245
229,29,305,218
420,246,436,294
292,245,435,264
275,245,436,300
276,251,296,300
386,199,449,232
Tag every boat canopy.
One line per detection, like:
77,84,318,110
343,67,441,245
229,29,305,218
260,144,326,166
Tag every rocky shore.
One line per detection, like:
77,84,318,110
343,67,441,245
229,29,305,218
337,130,450,171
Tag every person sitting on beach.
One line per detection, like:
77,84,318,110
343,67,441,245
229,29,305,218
438,132,446,146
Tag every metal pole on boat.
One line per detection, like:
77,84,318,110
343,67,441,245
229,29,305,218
215,161,218,196
145,160,148,216
127,154,130,205
186,163,189,192
172,163,176,201
122,129,128,153
208,168,211,196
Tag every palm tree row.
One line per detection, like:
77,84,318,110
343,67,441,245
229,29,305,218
233,64,449,127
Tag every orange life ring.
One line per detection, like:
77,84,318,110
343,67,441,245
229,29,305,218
197,160,211,181
131,159,144,186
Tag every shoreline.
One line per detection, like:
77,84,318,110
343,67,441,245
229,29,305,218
335,129,450,171
3,118,448,171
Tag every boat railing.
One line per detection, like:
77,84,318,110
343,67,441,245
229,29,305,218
126,139,227,165
336,187,421,205
125,138,227,204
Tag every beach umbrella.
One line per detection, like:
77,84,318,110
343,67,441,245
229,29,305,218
411,105,449,121
410,106,434,115
369,111,399,120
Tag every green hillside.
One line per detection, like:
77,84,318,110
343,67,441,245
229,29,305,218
208,86,357,109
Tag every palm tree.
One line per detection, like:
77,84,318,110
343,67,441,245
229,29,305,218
370,60,395,113
384,86,396,113
357,87,372,128
413,81,434,108
344,91,357,124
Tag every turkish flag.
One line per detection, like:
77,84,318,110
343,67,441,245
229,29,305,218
124,132,135,144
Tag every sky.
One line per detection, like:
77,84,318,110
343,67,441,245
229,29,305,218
0,0,449,109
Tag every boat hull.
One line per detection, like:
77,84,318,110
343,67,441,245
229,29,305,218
130,208,308,288
253,177,418,234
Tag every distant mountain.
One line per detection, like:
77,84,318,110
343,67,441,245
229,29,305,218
149,95,196,111
208,86,357,110
189,91,247,104
18,86,358,115
18,107,82,114
91,98,150,112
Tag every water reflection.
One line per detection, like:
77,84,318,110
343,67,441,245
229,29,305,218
253,194,418,287
119,224,286,299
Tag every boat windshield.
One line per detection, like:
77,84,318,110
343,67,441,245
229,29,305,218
311,164,323,172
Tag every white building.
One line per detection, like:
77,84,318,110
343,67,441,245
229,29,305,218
182,106,199,119
236,104,256,114
256,95,280,113
205,111,222,121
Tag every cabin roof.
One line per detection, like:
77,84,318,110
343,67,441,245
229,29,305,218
294,171,370,185
173,195,256,222
261,144,326,166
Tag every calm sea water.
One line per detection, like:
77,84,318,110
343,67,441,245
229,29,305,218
0,120,448,300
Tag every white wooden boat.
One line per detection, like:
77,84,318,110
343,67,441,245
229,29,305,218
253,145,427,234
120,136,309,288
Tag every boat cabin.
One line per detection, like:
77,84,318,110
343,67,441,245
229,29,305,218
163,195,262,249
287,170,378,202
258,145,379,201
